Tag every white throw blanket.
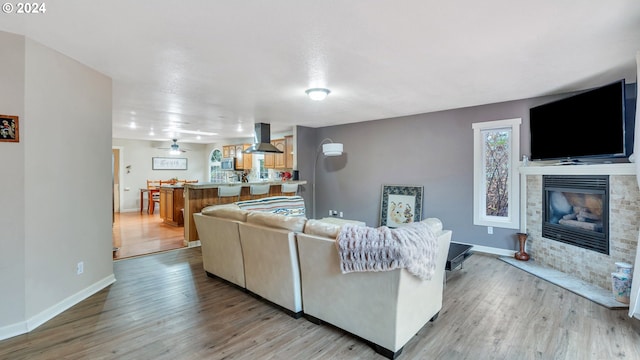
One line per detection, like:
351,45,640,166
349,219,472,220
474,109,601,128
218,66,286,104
335,221,439,280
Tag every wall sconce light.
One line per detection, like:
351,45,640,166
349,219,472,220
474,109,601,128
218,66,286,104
305,88,331,101
313,138,344,219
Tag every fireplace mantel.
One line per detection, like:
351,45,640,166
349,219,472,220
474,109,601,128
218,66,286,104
519,162,635,176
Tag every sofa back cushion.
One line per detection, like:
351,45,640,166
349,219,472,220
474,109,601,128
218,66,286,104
201,203,248,222
422,218,443,234
236,196,306,217
303,219,342,239
246,211,307,233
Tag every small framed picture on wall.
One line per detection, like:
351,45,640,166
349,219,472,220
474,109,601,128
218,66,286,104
0,115,19,142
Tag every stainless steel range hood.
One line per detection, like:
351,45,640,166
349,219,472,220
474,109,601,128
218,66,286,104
243,123,283,154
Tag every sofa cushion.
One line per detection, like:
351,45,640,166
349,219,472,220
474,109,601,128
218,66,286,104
246,211,307,233
422,218,443,234
303,219,342,239
236,196,306,217
201,203,248,222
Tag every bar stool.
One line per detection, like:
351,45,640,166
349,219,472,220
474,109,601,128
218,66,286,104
218,185,242,204
281,183,298,196
250,184,271,199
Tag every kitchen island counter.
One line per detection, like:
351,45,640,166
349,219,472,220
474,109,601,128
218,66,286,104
184,180,306,190
183,180,307,244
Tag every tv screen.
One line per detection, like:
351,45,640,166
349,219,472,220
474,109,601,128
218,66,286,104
529,80,627,162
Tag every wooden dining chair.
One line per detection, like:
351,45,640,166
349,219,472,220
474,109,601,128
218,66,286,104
146,180,161,214
250,184,270,199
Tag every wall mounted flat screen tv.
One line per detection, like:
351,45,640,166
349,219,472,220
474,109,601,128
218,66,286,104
529,79,629,162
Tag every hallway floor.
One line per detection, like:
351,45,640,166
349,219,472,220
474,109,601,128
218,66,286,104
112,211,186,260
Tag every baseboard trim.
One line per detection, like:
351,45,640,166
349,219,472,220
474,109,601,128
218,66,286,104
0,274,116,341
0,322,28,342
120,208,140,213
453,242,516,257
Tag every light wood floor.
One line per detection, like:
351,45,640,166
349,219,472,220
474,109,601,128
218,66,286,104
112,211,186,260
2,249,639,359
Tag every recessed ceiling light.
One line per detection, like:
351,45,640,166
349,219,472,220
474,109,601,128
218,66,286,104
129,122,136,129
305,88,331,101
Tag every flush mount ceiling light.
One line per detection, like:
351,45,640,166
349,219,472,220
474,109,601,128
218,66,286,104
305,88,331,101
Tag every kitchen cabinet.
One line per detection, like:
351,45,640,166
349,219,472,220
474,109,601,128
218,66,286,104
285,135,293,169
264,137,292,170
234,144,252,170
160,186,184,226
234,145,244,169
264,150,275,168
223,145,234,158
273,138,286,169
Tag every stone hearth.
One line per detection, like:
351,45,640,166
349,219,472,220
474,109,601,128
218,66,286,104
520,163,639,294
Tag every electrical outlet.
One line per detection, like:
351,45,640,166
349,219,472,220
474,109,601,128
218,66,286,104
77,261,84,275
487,226,493,235
328,210,333,216
339,211,343,218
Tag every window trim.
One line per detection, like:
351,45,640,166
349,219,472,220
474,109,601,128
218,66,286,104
472,118,521,229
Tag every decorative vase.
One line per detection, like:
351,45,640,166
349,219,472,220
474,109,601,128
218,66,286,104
515,232,530,261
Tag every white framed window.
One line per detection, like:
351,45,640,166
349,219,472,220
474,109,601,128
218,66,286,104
472,118,521,229
209,148,223,182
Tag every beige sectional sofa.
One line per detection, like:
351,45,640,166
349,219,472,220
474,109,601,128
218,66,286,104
238,211,306,316
193,205,248,288
193,196,452,359
297,218,452,359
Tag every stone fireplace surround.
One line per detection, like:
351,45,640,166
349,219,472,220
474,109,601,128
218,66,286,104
520,163,639,291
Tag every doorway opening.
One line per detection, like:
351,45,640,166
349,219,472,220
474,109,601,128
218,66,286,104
111,147,187,260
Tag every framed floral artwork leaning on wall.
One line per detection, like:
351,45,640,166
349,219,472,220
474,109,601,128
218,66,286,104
0,114,19,142
379,184,424,228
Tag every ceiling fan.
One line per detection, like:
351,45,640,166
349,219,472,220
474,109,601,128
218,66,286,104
157,139,189,154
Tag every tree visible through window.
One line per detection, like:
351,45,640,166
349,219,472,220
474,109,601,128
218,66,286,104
473,118,521,229
483,129,510,217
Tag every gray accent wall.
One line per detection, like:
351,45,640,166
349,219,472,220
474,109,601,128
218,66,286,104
298,92,629,251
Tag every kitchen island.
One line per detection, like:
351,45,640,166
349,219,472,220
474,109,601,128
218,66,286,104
182,180,307,244
159,185,184,227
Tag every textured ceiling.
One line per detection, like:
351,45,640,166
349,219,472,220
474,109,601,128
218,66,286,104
1,1,639,144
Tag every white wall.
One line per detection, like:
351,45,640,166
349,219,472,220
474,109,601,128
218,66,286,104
112,138,209,211
0,33,114,340
0,31,27,336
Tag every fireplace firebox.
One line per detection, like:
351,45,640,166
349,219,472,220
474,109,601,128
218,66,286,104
542,175,609,255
